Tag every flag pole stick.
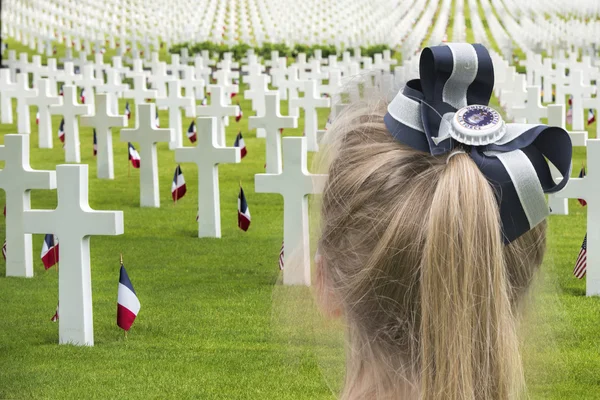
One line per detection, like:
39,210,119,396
120,253,123,266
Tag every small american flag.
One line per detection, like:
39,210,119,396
574,234,587,279
278,241,284,270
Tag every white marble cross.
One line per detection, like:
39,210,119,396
563,70,594,131
49,85,91,163
57,62,82,86
289,80,331,152
27,79,62,148
80,93,127,179
0,134,56,277
196,85,237,147
255,137,327,285
79,65,102,106
555,139,600,296
14,73,38,134
584,92,600,139
175,117,240,238
123,75,157,106
149,62,174,100
96,69,129,115
249,93,297,173
155,80,194,150
0,69,16,124
121,103,174,207
511,86,547,123
23,164,124,345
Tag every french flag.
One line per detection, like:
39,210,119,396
201,97,208,106
187,121,197,143
117,264,140,331
128,143,141,168
80,88,85,104
2,239,6,260
238,187,251,231
51,304,59,322
59,85,64,96
171,165,187,202
235,103,243,122
58,118,65,143
234,132,247,158
41,234,59,270
578,166,587,206
93,129,97,156
588,109,596,125
154,114,160,129
125,102,131,120
36,110,40,125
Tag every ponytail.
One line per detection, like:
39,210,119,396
419,153,524,399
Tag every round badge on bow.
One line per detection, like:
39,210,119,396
384,43,573,243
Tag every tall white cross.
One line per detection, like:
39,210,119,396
0,135,56,277
155,80,194,150
80,93,127,179
49,85,92,163
255,137,327,285
0,69,16,124
96,69,129,115
196,85,237,147
175,117,240,238
289,80,331,152
23,164,124,345
249,93,297,173
27,79,62,148
14,73,38,134
562,70,593,131
148,62,174,100
555,139,600,296
57,62,82,86
123,75,157,105
79,65,102,106
511,86,547,124
121,103,174,207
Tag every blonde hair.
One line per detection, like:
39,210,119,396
316,97,546,400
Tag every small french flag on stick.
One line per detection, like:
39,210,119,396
58,118,65,143
238,186,251,231
187,121,197,143
93,129,97,156
171,165,187,202
235,102,243,122
41,234,59,270
125,102,131,120
36,110,40,125
234,132,247,158
128,143,141,168
79,88,86,104
117,256,140,332
51,303,59,322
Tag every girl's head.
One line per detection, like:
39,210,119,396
315,44,572,399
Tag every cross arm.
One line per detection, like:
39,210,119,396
81,210,124,236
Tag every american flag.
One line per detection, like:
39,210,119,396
278,241,284,270
574,234,587,279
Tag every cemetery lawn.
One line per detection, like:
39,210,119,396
0,43,599,399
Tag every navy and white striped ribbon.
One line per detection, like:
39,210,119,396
384,43,572,243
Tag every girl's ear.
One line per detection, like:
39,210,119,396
315,253,343,319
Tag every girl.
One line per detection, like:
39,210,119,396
314,43,572,399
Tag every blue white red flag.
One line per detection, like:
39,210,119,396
154,114,160,129
59,85,64,96
171,165,187,202
125,102,131,120
578,166,587,206
238,187,251,231
574,234,587,279
588,109,596,125
187,121,197,143
58,118,65,143
79,88,85,104
93,129,97,156
201,97,208,106
41,234,59,270
234,132,247,158
128,143,141,168
117,264,140,331
36,110,39,125
51,304,59,322
2,239,6,260
235,103,243,122
279,241,284,270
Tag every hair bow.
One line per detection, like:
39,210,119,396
384,43,572,243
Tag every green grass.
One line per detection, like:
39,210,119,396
1,36,600,400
